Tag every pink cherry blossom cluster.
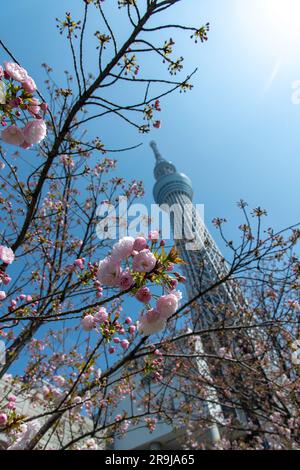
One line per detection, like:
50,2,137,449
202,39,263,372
8,293,34,314
137,292,180,336
0,394,17,427
60,154,75,168
81,306,135,353
7,420,41,450
79,230,185,340
79,234,185,345
92,157,117,176
123,180,145,198
28,338,45,352
0,245,14,265
96,235,157,289
0,62,48,148
152,99,162,130
0,245,14,302
145,416,158,432
142,100,162,130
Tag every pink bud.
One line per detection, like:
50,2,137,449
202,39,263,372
0,413,7,426
0,291,6,301
74,258,84,269
169,279,178,290
133,237,147,252
2,276,11,286
121,339,129,350
129,325,136,334
148,230,159,241
125,317,132,325
135,287,152,304
155,100,161,111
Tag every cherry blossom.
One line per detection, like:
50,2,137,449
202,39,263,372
97,256,122,287
94,307,108,323
135,286,152,303
121,339,129,350
1,125,24,146
133,236,147,251
81,314,96,331
27,98,41,116
0,245,15,264
119,269,134,291
23,119,47,145
132,249,156,273
156,293,179,319
4,61,29,82
21,76,37,93
111,236,135,261
137,308,166,336
148,230,159,241
0,413,8,426
0,291,6,301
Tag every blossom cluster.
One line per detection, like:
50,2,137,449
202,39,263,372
80,233,186,343
0,244,14,301
0,244,34,317
0,393,17,429
0,62,47,148
143,100,162,130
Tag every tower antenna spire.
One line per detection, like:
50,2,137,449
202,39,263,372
150,140,164,163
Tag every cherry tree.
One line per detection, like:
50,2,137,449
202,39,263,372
0,0,299,451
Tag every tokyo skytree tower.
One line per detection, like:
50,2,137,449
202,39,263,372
150,141,253,439
150,141,242,332
149,142,280,448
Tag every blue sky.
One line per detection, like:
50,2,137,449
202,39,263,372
2,0,300,250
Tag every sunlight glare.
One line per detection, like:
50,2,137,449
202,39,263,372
236,0,300,55
262,0,300,37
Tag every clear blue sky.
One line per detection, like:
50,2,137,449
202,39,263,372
2,0,300,250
